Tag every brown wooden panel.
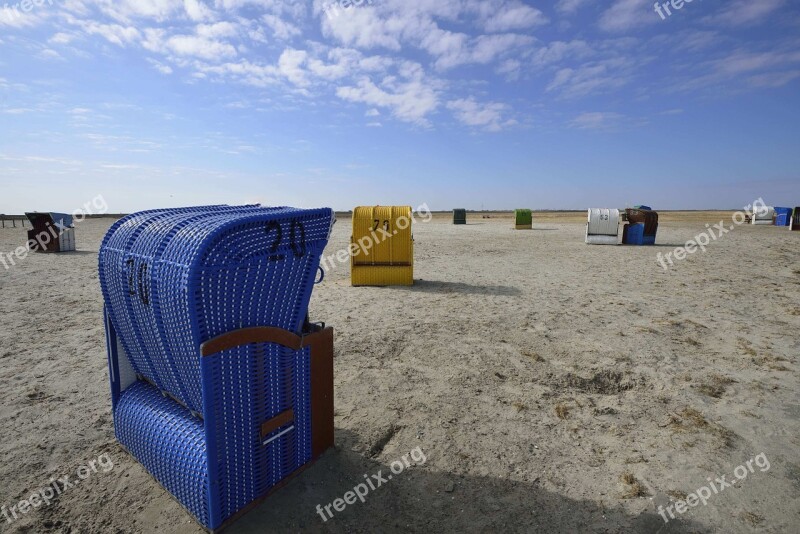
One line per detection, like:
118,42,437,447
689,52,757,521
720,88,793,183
260,409,294,439
305,327,334,458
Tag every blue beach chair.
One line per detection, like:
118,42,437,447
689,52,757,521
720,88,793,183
99,205,335,530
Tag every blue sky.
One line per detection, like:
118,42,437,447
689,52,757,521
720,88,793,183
1,0,799,213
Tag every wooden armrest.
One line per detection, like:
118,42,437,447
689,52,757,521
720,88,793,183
201,327,304,356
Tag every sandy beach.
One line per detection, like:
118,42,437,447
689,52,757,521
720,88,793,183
0,213,798,533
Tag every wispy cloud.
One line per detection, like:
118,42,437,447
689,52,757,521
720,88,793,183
569,111,645,130
705,0,785,27
570,111,624,130
556,0,590,16
598,0,656,33
547,58,635,98
447,98,516,132
336,69,440,127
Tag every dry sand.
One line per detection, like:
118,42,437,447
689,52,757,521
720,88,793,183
0,213,798,533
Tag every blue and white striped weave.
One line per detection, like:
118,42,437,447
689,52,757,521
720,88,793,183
100,205,333,529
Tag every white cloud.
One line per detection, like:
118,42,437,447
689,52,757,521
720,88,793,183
672,48,800,92
277,48,310,86
337,70,440,126
447,97,515,132
556,0,589,15
184,0,216,22
49,32,77,45
196,21,238,39
747,70,800,88
262,14,301,40
547,59,633,98
198,59,280,87
531,40,592,67
469,33,533,66
484,2,547,32
712,50,800,77
148,58,174,74
598,0,655,33
497,58,521,79
319,3,402,50
37,49,63,60
319,0,535,70
168,34,237,59
87,0,186,24
73,21,141,46
307,48,362,80
141,25,238,60
569,111,625,130
706,0,784,27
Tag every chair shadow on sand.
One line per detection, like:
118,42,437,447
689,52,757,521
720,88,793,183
399,279,522,296
230,428,702,533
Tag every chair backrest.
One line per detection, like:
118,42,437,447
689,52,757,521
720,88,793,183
99,205,334,413
587,209,620,237
352,206,413,266
515,209,532,227
752,206,775,224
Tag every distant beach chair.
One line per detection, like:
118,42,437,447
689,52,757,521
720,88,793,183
25,212,75,252
0,214,26,228
514,209,532,230
752,206,775,225
351,205,414,286
586,209,620,245
774,207,792,226
623,208,658,245
99,205,335,531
